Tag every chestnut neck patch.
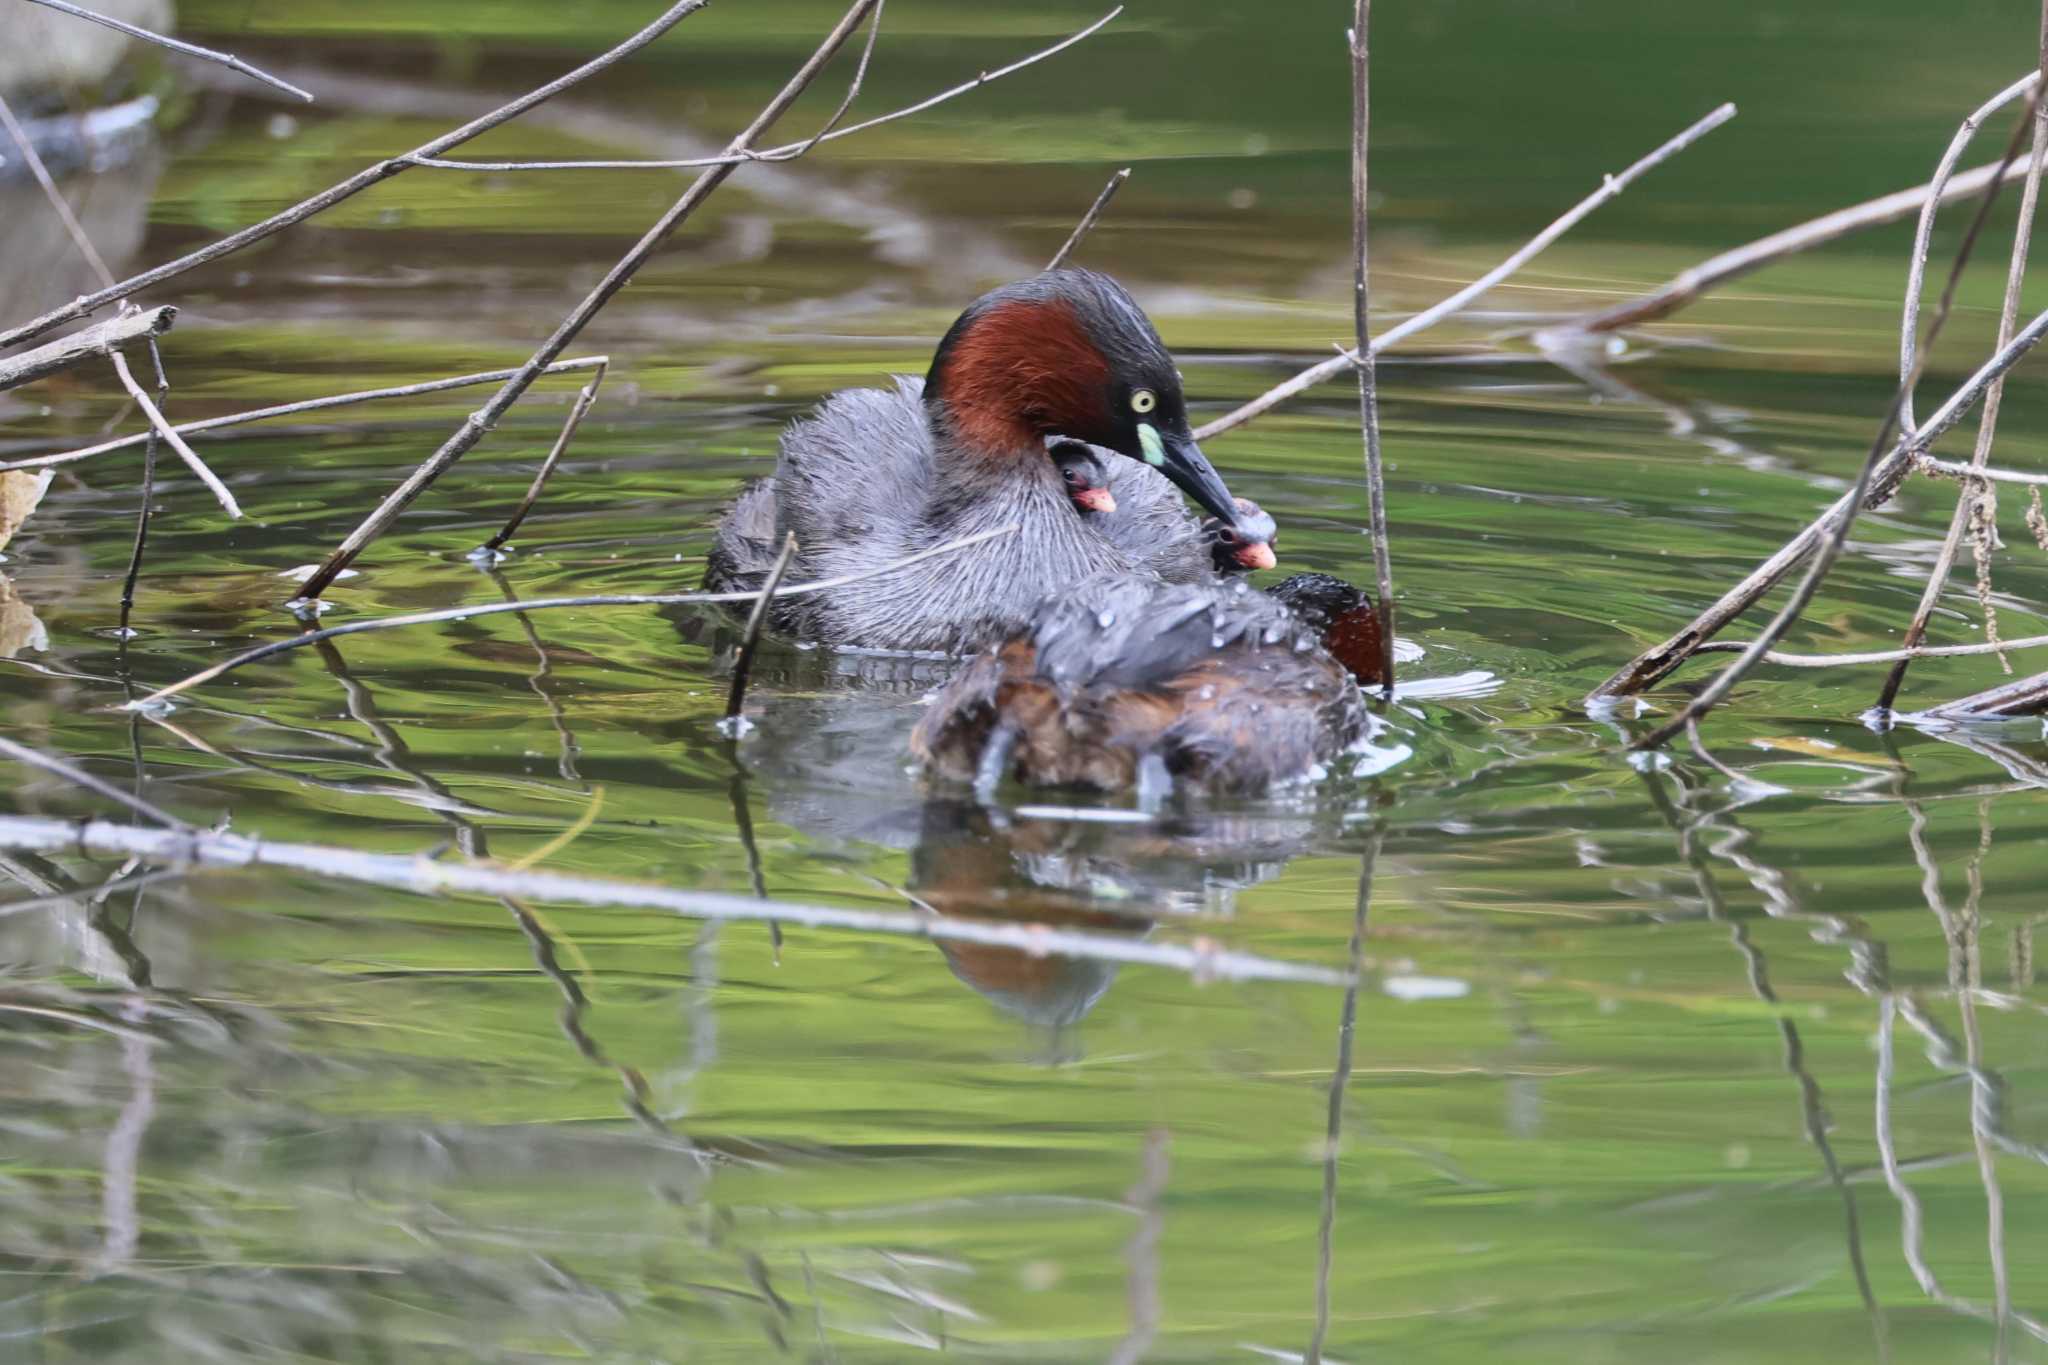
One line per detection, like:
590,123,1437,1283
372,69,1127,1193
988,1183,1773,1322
934,299,1112,455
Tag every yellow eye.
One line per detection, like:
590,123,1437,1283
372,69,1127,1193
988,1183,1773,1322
1130,388,1157,414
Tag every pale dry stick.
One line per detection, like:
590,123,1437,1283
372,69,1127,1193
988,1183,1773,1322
1900,71,2043,437
1691,630,2048,669
1919,456,2048,487
1955,823,2013,1358
1571,160,2030,334
405,9,1121,175
0,90,116,289
0,867,187,922
1346,2,1396,695
1105,1127,1168,1365
1627,95,2038,749
724,533,799,723
0,305,173,394
24,0,312,102
116,358,164,638
1882,24,2048,714
784,0,883,161
0,814,1354,987
1045,167,1130,272
1593,304,2048,700
476,359,608,556
130,523,1019,708
1915,669,2048,720
293,0,883,602
0,356,606,474
0,737,187,830
0,0,709,352
1192,103,1736,444
1305,834,1378,1365
106,350,241,518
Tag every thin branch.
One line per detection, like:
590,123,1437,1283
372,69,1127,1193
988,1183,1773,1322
1193,102,1736,443
129,524,1019,709
1046,167,1130,271
1306,835,1378,1365
1347,6,1396,696
1915,669,2048,720
107,349,241,519
1879,34,2048,713
0,305,175,394
25,0,314,103
0,356,606,474
1590,301,2048,701
786,0,884,160
1918,455,2048,487
1693,630,2048,669
1630,90,2038,750
0,0,710,351
0,814,1355,987
116,364,164,639
1900,71,2043,437
1106,1127,1169,1365
477,360,608,555
291,0,888,602
403,9,1122,175
0,737,188,830
724,533,799,723
1568,158,2035,334
0,90,116,289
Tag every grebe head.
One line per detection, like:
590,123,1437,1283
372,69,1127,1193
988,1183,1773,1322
1203,496,1277,573
925,269,1241,525
1048,439,1118,515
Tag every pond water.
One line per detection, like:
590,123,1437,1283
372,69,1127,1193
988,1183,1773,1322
3,1,2048,1360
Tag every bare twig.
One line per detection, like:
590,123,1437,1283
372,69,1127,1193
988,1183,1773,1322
0,90,116,289
477,360,608,555
1629,90,2038,750
787,0,884,159
0,0,709,351
403,9,1121,175
1591,304,2048,701
0,305,174,394
0,356,606,474
25,0,314,102
1046,167,1130,271
107,350,241,519
1193,103,1736,443
724,533,799,723
1918,456,2048,487
0,814,1353,987
129,523,1019,708
1106,1127,1169,1365
116,349,167,638
1569,159,2033,333
291,0,888,602
1879,33,2048,714
1347,4,1396,696
1900,71,2043,436
0,737,187,830
1306,835,1378,1365
1692,630,2048,669
1914,669,2048,720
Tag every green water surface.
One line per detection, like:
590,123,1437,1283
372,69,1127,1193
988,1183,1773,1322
3,2,2047,1360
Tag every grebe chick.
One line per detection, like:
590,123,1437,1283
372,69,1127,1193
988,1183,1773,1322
703,269,1244,653
911,573,1371,800
1204,497,1277,574
1048,439,1117,514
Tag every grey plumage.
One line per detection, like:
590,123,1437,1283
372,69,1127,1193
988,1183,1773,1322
704,377,1223,653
